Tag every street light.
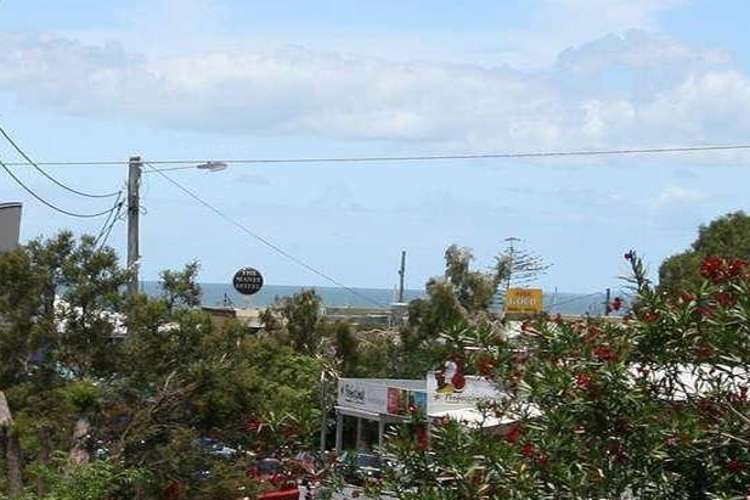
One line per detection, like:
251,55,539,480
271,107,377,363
195,161,228,172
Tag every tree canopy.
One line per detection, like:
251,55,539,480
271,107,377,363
659,211,750,293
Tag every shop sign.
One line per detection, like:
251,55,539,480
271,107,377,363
232,267,264,295
505,288,543,314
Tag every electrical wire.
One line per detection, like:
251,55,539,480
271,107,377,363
0,124,121,198
1,159,122,219
94,191,125,247
96,201,125,250
2,143,750,170
143,162,387,308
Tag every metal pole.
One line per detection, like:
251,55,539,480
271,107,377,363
127,156,142,298
604,288,611,316
335,413,343,454
319,373,327,453
398,250,406,303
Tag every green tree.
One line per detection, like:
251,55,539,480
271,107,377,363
0,232,330,498
659,211,750,293
372,252,750,499
160,261,202,312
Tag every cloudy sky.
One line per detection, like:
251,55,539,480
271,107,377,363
1,0,749,293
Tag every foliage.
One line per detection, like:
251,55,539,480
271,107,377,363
373,252,750,499
660,211,750,293
0,233,326,498
160,261,202,312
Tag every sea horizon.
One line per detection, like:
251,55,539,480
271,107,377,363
141,281,609,315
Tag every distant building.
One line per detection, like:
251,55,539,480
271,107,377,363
0,202,22,253
202,306,265,331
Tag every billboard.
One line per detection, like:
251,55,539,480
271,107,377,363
505,288,543,314
337,378,388,415
427,370,503,413
0,202,21,253
386,387,427,416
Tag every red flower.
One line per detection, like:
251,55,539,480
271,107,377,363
700,256,725,283
696,305,715,319
594,345,617,362
521,442,536,458
713,291,736,307
415,425,428,451
735,386,749,402
433,416,451,427
728,458,743,474
680,292,695,304
695,344,715,361
576,373,593,390
244,418,263,433
728,258,748,278
584,325,601,344
607,442,625,462
536,453,549,466
282,424,299,439
451,372,466,390
476,355,496,377
641,310,660,323
505,423,523,444
611,297,623,311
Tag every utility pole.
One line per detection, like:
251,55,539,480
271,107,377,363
398,250,406,303
604,287,611,316
127,156,142,298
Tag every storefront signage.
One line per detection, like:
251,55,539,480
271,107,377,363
386,388,427,416
337,379,388,414
505,288,543,314
427,371,503,413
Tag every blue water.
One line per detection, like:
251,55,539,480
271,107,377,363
141,281,424,309
141,282,607,315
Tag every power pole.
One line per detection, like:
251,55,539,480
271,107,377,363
127,156,142,298
398,250,406,303
604,287,611,316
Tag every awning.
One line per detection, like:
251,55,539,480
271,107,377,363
428,408,505,428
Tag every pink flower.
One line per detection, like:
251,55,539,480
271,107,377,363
594,345,617,362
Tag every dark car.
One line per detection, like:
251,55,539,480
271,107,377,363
335,452,388,486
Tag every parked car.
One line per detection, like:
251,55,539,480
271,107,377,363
335,452,389,486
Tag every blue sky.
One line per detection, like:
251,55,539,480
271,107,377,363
1,0,749,293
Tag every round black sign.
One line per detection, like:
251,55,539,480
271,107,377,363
232,267,264,295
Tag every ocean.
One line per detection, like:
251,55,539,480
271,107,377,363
141,282,607,315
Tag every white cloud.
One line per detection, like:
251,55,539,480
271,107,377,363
654,185,708,207
1,26,749,159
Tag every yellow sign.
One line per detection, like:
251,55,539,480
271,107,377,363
505,288,544,314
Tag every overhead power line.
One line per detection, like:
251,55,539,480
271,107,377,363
1,143,750,170
1,159,122,219
143,162,386,308
0,124,121,198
